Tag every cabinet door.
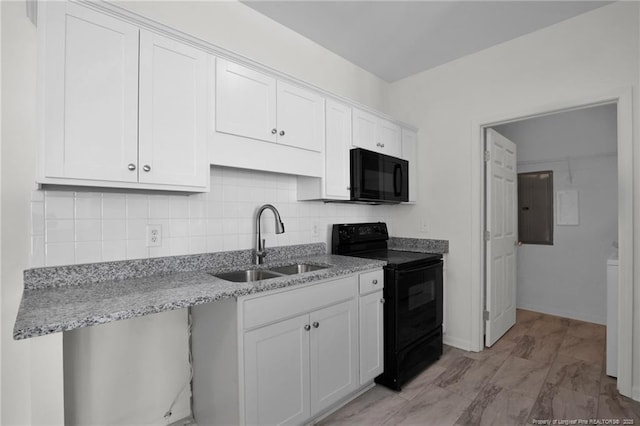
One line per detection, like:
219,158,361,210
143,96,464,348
359,291,384,384
325,100,352,199
216,58,277,143
402,128,418,203
352,108,379,152
138,31,209,187
276,81,324,152
244,314,311,425
43,2,139,182
378,119,402,158
309,299,358,415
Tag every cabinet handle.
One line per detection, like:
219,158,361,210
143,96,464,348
279,130,285,136
372,279,378,285
271,128,277,135
312,322,319,328
380,298,385,304
143,165,151,172
127,163,136,171
304,324,311,331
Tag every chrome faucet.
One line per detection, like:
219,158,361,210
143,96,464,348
254,204,285,264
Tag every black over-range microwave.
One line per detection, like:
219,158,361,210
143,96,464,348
350,148,409,204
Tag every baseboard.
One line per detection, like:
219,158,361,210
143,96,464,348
443,334,473,351
516,303,605,325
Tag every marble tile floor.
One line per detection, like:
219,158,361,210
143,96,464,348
319,309,640,426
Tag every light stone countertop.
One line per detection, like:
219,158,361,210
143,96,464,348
13,244,386,340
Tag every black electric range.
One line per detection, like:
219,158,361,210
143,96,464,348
331,222,444,390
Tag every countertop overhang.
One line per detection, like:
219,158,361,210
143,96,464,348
14,246,386,340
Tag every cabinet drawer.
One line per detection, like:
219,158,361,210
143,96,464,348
359,269,383,295
243,275,357,330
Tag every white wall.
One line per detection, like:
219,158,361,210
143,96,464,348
386,2,638,352
2,0,390,423
493,104,617,324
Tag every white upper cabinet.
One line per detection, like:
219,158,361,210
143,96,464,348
42,2,140,183
215,59,277,143
352,108,402,158
39,2,209,191
402,128,418,203
138,31,209,187
298,99,351,201
215,58,324,153
276,81,324,152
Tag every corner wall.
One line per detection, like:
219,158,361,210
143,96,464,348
386,2,638,354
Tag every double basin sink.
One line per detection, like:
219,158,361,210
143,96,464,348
212,263,329,283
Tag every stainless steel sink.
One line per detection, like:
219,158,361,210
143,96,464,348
269,263,329,275
211,263,330,283
212,269,283,283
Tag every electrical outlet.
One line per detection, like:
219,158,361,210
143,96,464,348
146,224,162,247
420,219,428,233
312,223,320,237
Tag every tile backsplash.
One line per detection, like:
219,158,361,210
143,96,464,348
30,166,393,267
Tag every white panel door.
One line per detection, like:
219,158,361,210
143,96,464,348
401,128,418,203
138,31,208,187
325,100,352,199
359,291,384,384
43,2,139,182
215,58,277,142
244,314,310,426
309,299,358,415
277,81,325,152
352,108,379,152
378,119,402,157
485,128,518,347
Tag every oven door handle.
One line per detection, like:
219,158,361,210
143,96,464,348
395,260,443,275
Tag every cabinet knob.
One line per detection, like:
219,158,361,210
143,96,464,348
380,298,385,304
304,324,311,331
271,128,277,135
143,165,151,172
381,143,385,148
127,163,136,171
312,322,319,328
279,130,285,136
372,279,378,285
376,142,381,147
346,186,351,191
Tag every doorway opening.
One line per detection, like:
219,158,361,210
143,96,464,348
471,88,633,398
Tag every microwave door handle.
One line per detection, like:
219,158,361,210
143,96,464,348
393,164,402,196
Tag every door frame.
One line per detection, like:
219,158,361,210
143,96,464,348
470,87,634,398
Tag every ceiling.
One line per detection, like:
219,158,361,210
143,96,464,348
242,1,611,82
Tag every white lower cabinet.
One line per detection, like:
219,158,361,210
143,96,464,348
359,291,384,384
244,314,311,425
192,269,382,426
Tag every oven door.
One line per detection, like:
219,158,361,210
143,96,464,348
391,261,443,350
350,148,408,203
